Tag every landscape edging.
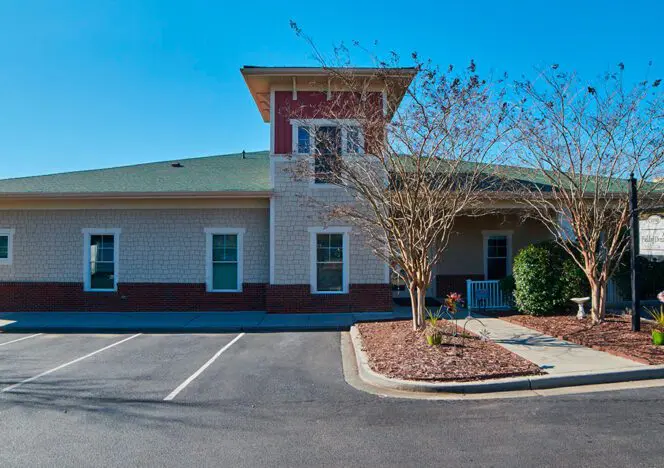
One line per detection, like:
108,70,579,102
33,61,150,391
349,325,664,394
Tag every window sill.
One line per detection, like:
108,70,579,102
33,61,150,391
84,288,117,293
207,289,243,293
311,290,349,295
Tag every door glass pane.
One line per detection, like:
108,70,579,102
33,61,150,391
488,237,507,257
486,236,508,279
317,263,343,292
213,262,238,290
0,236,7,259
487,258,507,280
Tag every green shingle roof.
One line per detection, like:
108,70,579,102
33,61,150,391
0,151,271,195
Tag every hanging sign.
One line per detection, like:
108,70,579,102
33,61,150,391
639,214,664,257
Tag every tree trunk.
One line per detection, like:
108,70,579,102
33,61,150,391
416,285,427,331
408,284,419,331
589,279,607,324
598,281,607,323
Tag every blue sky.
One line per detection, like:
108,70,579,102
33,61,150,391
0,0,661,179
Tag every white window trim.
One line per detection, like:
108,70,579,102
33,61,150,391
290,119,365,156
308,226,351,294
82,228,121,292
0,228,15,266
205,227,245,293
482,230,513,280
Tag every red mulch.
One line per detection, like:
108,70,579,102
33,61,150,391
356,320,544,382
503,314,664,365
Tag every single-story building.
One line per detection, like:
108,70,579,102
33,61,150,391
0,66,553,313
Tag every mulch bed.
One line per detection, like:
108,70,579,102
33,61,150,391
502,313,664,365
356,320,544,382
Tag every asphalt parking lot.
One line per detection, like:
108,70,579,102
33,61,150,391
1,331,663,467
0,331,347,405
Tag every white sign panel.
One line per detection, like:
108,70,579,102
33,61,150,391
640,215,664,257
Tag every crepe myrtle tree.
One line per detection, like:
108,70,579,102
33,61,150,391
285,24,516,330
511,64,664,323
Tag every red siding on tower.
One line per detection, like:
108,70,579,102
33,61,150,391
273,91,383,154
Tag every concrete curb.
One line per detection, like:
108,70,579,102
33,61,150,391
349,325,664,394
0,325,352,334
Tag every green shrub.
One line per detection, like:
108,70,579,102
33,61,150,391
499,275,516,303
512,241,587,316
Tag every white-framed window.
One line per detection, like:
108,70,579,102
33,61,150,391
292,120,365,185
205,228,245,292
291,119,365,156
482,230,513,280
308,227,350,294
83,228,121,292
0,228,15,265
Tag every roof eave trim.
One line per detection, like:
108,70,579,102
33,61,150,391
240,67,418,77
0,191,274,200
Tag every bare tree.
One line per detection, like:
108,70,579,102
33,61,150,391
285,28,515,329
512,65,664,323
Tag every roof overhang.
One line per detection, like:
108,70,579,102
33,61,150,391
0,191,273,200
241,66,417,123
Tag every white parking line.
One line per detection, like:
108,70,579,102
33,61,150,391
0,334,43,347
1,333,142,393
164,333,245,401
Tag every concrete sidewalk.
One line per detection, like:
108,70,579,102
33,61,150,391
0,309,412,333
461,313,645,374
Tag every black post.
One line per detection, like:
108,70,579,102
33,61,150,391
629,173,641,332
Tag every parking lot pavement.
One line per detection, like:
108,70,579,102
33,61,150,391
0,334,135,388
0,333,249,401
0,331,663,467
0,333,42,347
0,332,354,405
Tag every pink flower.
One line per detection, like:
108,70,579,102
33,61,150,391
658,291,664,304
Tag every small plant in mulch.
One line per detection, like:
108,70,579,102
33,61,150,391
424,293,466,347
647,290,664,346
424,307,444,346
443,292,464,336
445,292,464,315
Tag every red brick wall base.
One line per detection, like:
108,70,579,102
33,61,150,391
0,282,393,313
265,284,393,313
0,282,267,312
435,274,484,298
